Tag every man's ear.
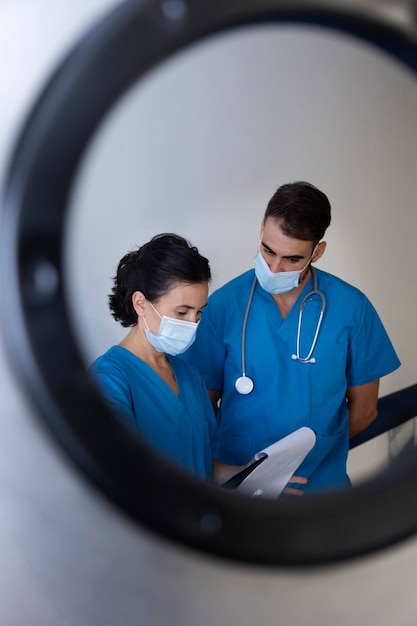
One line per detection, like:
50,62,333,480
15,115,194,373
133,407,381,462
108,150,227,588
312,241,326,263
132,291,147,317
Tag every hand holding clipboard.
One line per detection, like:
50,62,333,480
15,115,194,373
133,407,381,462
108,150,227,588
222,427,316,498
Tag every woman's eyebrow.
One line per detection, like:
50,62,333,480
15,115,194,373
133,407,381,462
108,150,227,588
176,304,207,310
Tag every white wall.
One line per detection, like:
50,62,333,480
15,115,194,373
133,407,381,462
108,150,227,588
2,1,417,625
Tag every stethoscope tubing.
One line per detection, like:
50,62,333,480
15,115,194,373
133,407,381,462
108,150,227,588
235,267,326,394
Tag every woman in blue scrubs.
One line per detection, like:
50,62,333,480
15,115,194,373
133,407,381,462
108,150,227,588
90,234,234,483
183,182,401,493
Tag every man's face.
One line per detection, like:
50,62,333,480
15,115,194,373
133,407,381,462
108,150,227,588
259,218,324,274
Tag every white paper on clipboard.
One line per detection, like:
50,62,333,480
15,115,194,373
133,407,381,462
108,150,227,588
237,427,316,498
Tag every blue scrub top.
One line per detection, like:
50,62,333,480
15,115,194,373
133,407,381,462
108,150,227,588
183,268,401,493
90,346,219,479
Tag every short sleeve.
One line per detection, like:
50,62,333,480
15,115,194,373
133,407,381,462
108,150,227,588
346,295,401,387
90,360,136,429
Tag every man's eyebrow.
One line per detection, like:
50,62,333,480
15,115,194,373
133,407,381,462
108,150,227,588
261,241,276,254
282,254,305,260
261,241,305,260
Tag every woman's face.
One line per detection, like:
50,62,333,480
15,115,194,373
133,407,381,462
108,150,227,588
145,281,209,333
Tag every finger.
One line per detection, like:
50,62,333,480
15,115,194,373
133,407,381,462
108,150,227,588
287,475,308,485
282,487,305,496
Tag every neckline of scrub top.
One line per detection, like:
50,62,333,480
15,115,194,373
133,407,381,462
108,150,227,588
110,345,183,401
253,270,315,328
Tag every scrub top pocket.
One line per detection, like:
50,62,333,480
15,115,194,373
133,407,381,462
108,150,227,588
310,340,348,396
298,427,349,489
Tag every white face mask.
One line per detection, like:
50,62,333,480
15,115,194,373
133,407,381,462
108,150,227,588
144,302,199,356
254,246,313,295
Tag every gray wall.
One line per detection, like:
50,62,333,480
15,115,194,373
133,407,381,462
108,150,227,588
1,1,417,624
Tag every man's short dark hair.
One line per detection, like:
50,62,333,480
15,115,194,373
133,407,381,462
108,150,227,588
264,181,331,242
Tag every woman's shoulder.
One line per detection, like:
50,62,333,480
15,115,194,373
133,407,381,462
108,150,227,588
90,345,140,372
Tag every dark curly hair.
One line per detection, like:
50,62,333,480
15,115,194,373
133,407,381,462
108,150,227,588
109,233,211,327
264,181,331,242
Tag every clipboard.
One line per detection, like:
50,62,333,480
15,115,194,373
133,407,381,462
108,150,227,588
222,427,316,498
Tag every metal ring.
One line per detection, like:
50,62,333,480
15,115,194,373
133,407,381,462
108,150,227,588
2,0,417,565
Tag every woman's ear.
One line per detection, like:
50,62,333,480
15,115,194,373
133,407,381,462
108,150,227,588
312,241,326,263
132,291,147,317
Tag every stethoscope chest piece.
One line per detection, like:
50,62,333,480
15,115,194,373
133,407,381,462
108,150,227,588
235,375,254,394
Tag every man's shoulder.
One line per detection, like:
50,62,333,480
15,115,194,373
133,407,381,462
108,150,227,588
209,269,255,301
315,268,365,299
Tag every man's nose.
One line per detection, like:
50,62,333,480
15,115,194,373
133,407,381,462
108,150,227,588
268,258,284,273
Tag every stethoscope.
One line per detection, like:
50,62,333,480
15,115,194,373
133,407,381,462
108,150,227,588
235,267,326,395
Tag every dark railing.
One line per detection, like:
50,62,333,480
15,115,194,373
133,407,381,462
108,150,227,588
349,384,417,449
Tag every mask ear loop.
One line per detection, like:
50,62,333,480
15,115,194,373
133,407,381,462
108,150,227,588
297,242,319,286
148,301,162,320
143,300,162,335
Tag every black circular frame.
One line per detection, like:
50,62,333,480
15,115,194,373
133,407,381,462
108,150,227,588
2,0,417,566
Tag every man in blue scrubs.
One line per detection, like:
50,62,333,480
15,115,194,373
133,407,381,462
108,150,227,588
183,181,401,493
